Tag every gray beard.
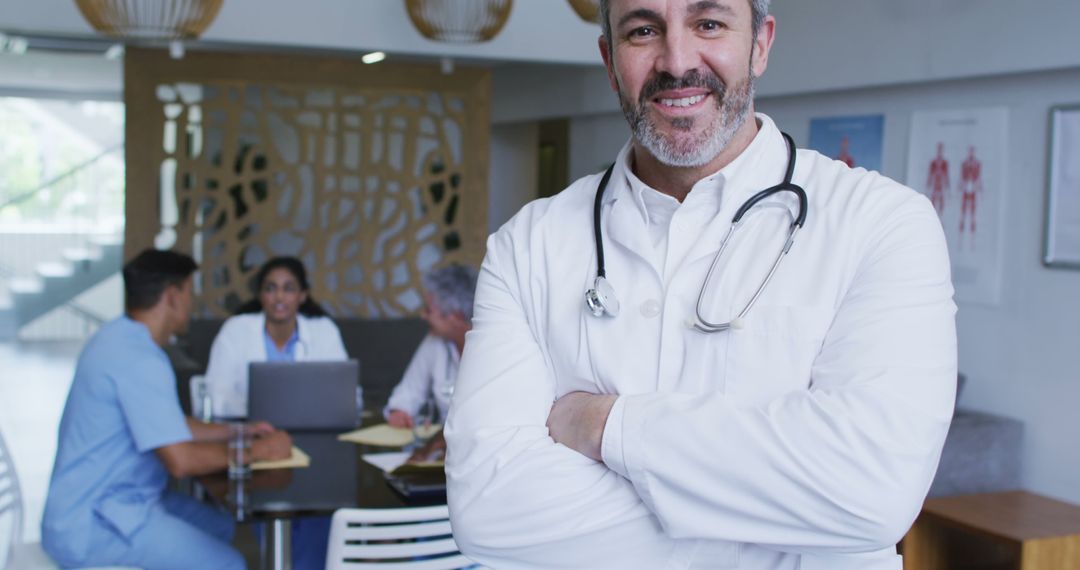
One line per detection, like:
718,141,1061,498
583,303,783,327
620,74,756,168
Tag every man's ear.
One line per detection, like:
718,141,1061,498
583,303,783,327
750,15,776,78
163,285,180,311
599,35,620,93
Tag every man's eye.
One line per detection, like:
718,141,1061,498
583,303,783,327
629,26,657,39
698,20,724,33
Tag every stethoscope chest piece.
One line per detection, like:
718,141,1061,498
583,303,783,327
585,276,620,318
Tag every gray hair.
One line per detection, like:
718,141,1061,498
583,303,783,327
422,263,479,320
600,0,771,48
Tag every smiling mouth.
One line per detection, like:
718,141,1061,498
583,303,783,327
656,94,708,108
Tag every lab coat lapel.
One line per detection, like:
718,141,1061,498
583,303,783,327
256,312,270,361
294,315,309,360
605,183,659,276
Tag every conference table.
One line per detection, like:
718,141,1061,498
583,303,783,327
197,430,445,570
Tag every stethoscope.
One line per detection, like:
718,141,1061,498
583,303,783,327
584,132,808,333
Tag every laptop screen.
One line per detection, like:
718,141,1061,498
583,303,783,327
247,360,360,430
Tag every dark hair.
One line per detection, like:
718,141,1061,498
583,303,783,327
234,256,328,317
122,249,198,312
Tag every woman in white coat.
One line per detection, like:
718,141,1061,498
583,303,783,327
203,256,348,419
203,256,347,570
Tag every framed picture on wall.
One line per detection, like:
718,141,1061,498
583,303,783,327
1044,105,1080,268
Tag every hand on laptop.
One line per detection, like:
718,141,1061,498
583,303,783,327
250,430,292,462
387,409,414,429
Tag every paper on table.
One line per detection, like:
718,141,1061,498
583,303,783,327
338,423,442,447
361,451,411,473
362,451,445,473
251,445,310,470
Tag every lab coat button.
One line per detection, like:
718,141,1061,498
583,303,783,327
640,299,662,318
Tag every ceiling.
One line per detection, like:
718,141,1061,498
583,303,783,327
0,0,606,66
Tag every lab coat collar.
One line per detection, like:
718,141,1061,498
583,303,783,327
712,113,790,215
603,113,792,270
606,113,787,216
256,311,311,361
680,114,792,267
605,144,662,274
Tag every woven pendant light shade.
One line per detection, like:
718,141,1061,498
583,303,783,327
567,0,601,24
74,0,224,40
405,0,513,43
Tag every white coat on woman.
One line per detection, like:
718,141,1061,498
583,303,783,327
203,312,348,418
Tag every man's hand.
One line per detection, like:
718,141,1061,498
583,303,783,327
250,430,292,463
408,430,446,463
247,421,276,437
546,392,617,462
387,409,414,428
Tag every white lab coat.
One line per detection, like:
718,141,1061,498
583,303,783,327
203,312,348,417
384,334,459,423
445,115,957,569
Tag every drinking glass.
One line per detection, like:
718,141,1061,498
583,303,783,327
227,422,252,478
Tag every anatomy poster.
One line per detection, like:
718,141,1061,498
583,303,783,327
906,107,1008,305
808,114,884,172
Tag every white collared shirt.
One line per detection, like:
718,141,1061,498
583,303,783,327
446,114,956,569
203,312,348,418
384,333,460,422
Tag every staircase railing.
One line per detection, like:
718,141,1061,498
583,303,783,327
0,140,124,340
0,237,115,340
0,143,124,214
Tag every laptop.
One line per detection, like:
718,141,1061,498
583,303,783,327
384,463,447,501
247,360,360,430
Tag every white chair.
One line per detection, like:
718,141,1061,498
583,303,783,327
325,505,483,570
0,429,136,570
1,427,59,570
1,427,24,569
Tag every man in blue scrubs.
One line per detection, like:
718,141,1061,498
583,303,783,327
42,249,293,569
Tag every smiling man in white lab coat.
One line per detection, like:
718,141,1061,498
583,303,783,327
445,0,957,568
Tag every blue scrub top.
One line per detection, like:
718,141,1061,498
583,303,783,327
41,317,192,563
263,328,299,362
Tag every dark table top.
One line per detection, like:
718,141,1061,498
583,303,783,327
197,430,445,522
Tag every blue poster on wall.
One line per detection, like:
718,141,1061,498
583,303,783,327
808,114,885,173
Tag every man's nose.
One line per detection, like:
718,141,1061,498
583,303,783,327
655,27,700,80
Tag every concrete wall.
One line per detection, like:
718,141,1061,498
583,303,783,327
488,122,540,233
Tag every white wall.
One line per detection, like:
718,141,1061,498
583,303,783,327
555,67,1080,505
759,0,1080,97
568,114,629,180
488,122,540,233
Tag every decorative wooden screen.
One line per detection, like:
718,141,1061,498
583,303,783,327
124,48,489,317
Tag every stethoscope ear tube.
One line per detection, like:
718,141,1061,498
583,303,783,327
593,165,616,280
586,133,807,329
585,165,619,318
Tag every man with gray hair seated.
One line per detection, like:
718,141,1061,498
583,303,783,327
384,263,478,461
